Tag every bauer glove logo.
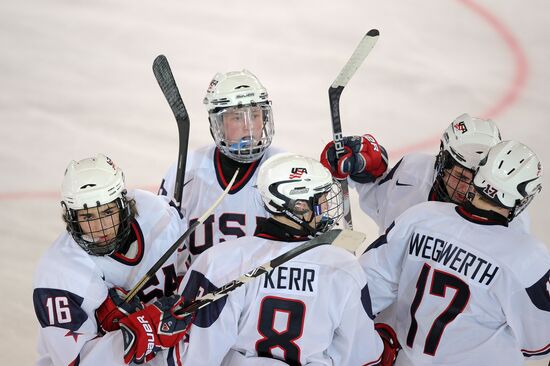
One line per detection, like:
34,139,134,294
137,316,155,354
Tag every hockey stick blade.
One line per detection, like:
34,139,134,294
124,169,240,303
331,229,366,253
153,55,190,208
329,29,380,230
331,29,379,89
329,29,380,142
174,229,366,317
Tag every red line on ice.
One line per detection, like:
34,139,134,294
389,0,528,161
0,1,529,201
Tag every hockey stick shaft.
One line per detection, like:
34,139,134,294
153,55,190,208
329,29,380,230
124,169,240,302
174,229,366,316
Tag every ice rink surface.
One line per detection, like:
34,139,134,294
0,0,548,364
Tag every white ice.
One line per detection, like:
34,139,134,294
0,0,548,364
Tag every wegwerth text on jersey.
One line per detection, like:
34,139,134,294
408,232,499,285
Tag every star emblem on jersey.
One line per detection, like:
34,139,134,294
65,330,82,342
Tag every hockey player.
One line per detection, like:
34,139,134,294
321,113,531,234
177,153,398,366
360,141,550,365
32,154,191,365
159,69,283,265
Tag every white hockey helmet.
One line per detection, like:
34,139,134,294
440,113,502,170
434,113,502,203
204,69,274,163
473,140,543,220
61,154,133,255
257,153,343,234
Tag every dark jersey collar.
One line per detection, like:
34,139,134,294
214,148,262,194
254,217,310,242
110,221,145,265
455,202,509,227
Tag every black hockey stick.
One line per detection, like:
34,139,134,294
124,169,240,303
329,29,380,230
174,229,366,316
153,55,190,208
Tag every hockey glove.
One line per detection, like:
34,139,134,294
96,287,144,333
375,322,400,366
119,294,194,364
320,134,388,183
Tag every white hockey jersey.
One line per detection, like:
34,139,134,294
177,235,385,366
360,201,550,366
159,145,283,263
32,190,188,366
353,153,531,234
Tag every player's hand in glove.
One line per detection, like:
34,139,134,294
119,294,194,364
320,134,388,183
375,322,400,366
95,287,144,333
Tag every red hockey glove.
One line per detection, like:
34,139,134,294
320,134,388,183
95,287,144,333
375,322,400,366
119,294,194,364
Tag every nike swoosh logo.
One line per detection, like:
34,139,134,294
396,180,413,187
182,178,193,190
